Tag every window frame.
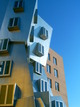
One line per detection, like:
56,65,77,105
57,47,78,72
47,64,51,73
53,57,57,65
54,68,58,78
0,60,12,77
0,39,9,53
55,82,59,91
40,79,47,92
13,0,24,13
47,78,52,88
40,27,48,40
8,17,20,32
35,62,42,75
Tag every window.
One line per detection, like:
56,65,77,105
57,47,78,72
34,9,38,24
40,27,48,40
53,57,57,65
13,0,24,13
0,84,21,106
30,26,34,42
55,82,59,91
0,39,9,53
47,78,52,88
47,64,51,73
8,17,20,32
34,43,44,57
48,53,50,60
54,69,58,78
51,101,63,107
40,79,47,92
35,62,42,75
56,101,59,107
0,61,12,77
60,102,63,107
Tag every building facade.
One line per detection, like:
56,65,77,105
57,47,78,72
0,0,68,107
45,48,68,107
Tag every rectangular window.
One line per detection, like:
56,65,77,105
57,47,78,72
34,9,38,24
47,64,51,73
54,69,58,78
47,78,52,88
48,53,50,60
34,43,44,57
8,17,20,32
55,82,59,91
35,62,42,75
30,26,34,42
56,101,59,107
40,79,47,92
13,0,24,13
53,57,57,65
0,61,12,77
0,39,9,53
60,102,63,107
40,27,48,40
0,84,21,106
0,62,4,75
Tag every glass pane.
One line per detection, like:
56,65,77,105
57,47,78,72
4,61,10,75
0,61,4,75
3,39,8,50
14,1,18,8
47,64,48,72
19,1,23,7
9,18,13,27
54,69,58,77
0,40,3,50
56,101,59,107
40,64,42,73
46,30,48,38
53,57,57,65
41,80,44,91
38,43,41,52
60,102,63,107
45,82,47,91
6,85,14,104
49,65,51,73
14,18,18,26
0,85,7,104
42,46,43,54
48,53,50,60
36,62,38,72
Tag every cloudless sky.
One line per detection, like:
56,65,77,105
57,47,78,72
0,0,80,107
38,0,80,107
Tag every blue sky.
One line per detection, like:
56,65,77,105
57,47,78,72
0,0,80,107
39,0,80,107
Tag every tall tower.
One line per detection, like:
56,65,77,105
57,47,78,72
0,0,68,107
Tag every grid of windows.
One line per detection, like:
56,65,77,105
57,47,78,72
0,61,12,77
47,64,51,73
8,17,20,31
55,82,59,91
35,62,42,75
53,57,57,65
47,78,52,88
40,79,47,92
54,68,58,78
13,0,24,13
